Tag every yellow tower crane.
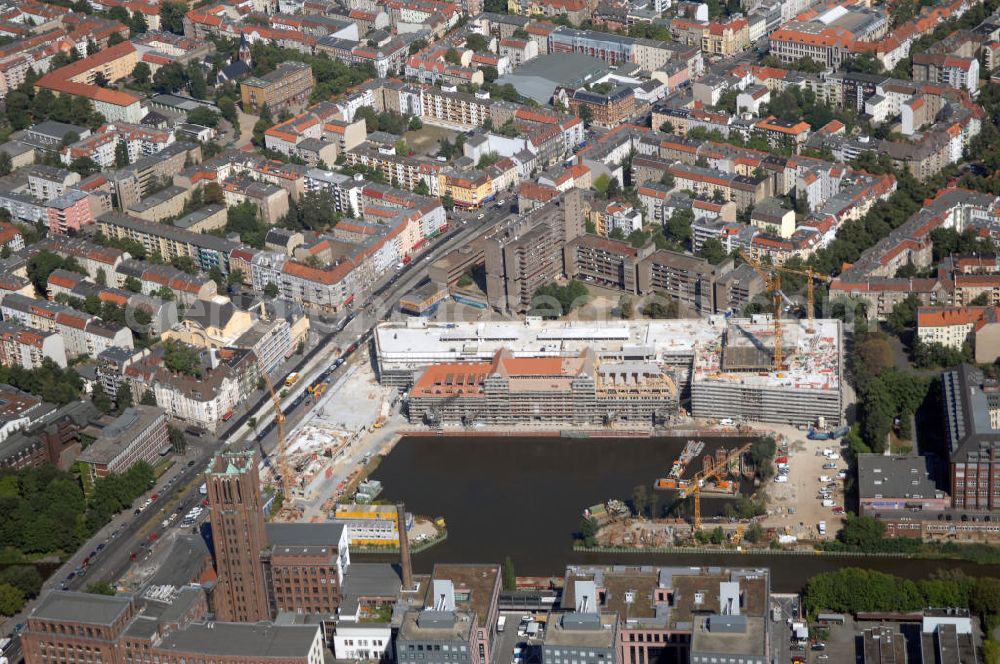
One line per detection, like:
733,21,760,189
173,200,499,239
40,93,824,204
262,374,292,504
679,443,752,530
770,264,833,329
739,251,785,373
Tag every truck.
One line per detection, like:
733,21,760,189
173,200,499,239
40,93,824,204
497,616,506,632
285,372,301,387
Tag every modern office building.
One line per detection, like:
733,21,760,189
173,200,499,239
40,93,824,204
76,406,168,485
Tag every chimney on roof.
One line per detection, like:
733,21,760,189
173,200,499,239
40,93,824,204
397,502,414,591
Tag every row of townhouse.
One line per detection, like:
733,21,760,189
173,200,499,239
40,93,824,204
250,184,446,312
122,345,257,429
830,188,1000,319
0,293,133,358
769,0,980,71
45,268,178,335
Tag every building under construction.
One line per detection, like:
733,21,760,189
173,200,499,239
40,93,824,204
690,316,842,426
379,316,842,426
407,348,679,426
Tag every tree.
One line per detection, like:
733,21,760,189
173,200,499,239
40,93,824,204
0,566,41,598
91,382,113,414
659,121,675,134
578,516,598,547
0,152,11,177
152,62,186,94
0,583,24,616
665,208,694,244
408,116,423,131
128,11,148,36
187,62,207,99
885,293,919,334
69,156,100,177
578,104,593,128
619,295,634,319
85,581,116,595
123,275,142,293
114,383,133,414
698,238,727,265
27,250,67,296
502,556,516,591
159,1,186,34
444,48,461,64
632,484,649,517
140,389,156,406
168,426,186,454
114,141,129,168
264,282,279,298
248,416,258,437
187,106,219,127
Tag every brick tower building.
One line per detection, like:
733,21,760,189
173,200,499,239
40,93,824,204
206,450,271,622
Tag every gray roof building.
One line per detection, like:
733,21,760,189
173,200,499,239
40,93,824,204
33,590,134,626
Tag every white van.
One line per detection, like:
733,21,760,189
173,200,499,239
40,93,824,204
818,521,827,535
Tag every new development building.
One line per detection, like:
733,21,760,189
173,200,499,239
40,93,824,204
377,317,843,426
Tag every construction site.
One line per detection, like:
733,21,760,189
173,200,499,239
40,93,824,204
376,314,843,428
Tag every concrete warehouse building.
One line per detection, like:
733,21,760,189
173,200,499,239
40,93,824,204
376,316,843,426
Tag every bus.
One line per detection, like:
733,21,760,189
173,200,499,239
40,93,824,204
285,372,301,387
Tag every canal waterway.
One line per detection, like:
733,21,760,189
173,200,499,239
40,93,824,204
367,435,1000,593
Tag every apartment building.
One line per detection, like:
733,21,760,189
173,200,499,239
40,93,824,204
233,316,294,376
45,189,93,236
485,190,584,312
912,52,979,94
0,293,133,359
34,236,125,282
566,85,635,129
76,406,168,485
564,234,645,293
240,61,314,114
421,86,492,129
35,41,145,123
97,212,238,275
0,320,67,369
107,141,201,211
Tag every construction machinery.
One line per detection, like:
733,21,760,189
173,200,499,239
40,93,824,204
771,264,832,330
263,374,293,503
740,251,785,373
679,443,752,530
738,252,833,369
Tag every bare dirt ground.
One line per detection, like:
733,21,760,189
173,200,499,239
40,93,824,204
404,124,460,156
755,422,847,541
